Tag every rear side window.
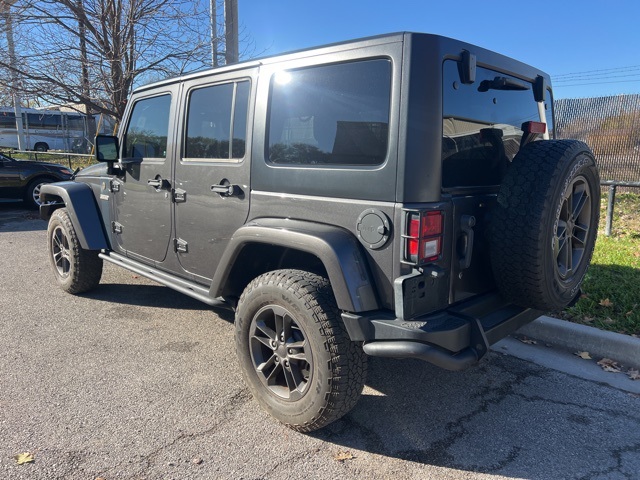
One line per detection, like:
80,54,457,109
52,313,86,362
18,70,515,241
184,80,250,160
442,60,543,188
124,94,171,159
268,59,391,166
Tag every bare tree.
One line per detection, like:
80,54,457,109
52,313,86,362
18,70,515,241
0,0,217,122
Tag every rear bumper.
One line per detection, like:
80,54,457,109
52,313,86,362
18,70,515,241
342,293,540,371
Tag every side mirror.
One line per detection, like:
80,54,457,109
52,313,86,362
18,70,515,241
95,135,119,162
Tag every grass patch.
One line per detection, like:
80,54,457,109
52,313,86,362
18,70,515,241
561,192,640,336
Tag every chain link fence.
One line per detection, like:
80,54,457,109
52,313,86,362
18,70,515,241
555,94,640,183
555,94,640,234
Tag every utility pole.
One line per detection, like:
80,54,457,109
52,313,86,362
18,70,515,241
1,0,25,150
76,0,95,153
210,0,218,66
224,0,238,64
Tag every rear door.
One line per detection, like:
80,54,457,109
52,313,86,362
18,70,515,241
172,69,256,281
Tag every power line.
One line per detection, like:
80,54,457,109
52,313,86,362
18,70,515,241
554,79,640,88
554,73,640,84
553,65,640,79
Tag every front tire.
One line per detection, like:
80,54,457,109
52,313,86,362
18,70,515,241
235,269,367,432
47,208,103,294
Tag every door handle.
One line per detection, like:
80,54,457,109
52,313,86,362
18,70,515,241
147,177,169,190
459,215,476,270
211,183,240,196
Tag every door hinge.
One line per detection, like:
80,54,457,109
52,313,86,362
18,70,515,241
110,180,121,193
174,238,188,253
173,188,187,203
112,221,123,234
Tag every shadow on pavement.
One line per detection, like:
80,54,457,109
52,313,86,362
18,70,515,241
0,201,46,232
82,283,235,322
313,354,640,479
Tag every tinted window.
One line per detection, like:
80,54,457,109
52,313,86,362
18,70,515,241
184,80,249,160
124,94,171,159
26,113,61,129
43,114,62,128
0,112,16,128
27,113,45,128
442,60,543,188
268,59,391,166
67,114,85,130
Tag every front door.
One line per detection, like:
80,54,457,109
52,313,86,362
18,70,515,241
173,74,254,281
111,90,177,264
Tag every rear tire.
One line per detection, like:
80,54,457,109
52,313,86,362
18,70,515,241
491,140,600,311
47,208,103,294
34,142,49,152
235,269,367,432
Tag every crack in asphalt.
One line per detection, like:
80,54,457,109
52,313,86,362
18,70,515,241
577,442,640,480
253,446,323,480
92,387,252,479
513,392,640,423
392,366,533,472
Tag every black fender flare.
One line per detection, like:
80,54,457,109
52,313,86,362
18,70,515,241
210,218,379,312
39,181,109,250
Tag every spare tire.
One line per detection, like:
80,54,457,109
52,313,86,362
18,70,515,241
491,140,600,311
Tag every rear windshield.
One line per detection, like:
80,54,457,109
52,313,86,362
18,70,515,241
442,60,551,189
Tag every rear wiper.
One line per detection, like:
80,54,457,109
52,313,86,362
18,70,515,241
478,76,530,92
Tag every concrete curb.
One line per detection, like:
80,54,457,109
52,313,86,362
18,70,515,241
518,315,640,370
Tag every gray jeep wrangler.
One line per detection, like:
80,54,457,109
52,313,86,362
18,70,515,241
40,32,600,432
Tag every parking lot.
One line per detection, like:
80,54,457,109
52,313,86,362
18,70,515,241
1,202,639,480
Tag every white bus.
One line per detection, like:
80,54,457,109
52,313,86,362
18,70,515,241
0,107,113,152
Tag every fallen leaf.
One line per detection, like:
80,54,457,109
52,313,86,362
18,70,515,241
583,316,594,324
626,311,634,317
604,317,614,325
518,337,537,345
599,298,614,307
575,351,592,360
192,458,203,465
334,451,355,462
132,275,140,279
628,369,640,381
14,452,34,465
597,358,622,373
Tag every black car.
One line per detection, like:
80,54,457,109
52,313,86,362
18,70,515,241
0,152,73,208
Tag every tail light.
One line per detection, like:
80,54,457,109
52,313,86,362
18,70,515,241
403,210,443,265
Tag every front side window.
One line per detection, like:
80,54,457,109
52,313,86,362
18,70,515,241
268,59,391,166
124,94,171,159
184,80,250,160
442,60,544,188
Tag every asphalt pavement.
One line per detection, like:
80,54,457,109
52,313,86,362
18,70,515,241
1,203,639,480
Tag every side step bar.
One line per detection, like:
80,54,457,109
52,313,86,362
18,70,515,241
99,251,231,309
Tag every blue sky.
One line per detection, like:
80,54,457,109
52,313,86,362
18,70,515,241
239,0,640,100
